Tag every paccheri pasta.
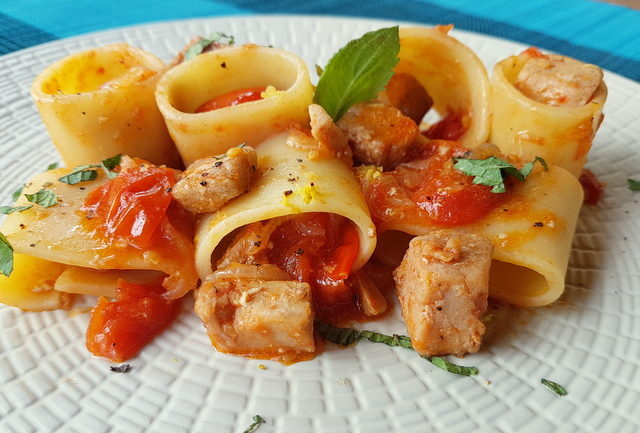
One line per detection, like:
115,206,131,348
0,25,607,364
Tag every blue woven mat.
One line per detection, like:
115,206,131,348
1,0,639,81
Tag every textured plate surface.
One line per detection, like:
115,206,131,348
1,15,639,433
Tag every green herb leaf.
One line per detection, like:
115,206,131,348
453,155,547,193
101,154,122,171
58,168,98,185
0,205,33,214
314,26,400,121
0,232,14,277
184,32,235,61
25,189,58,208
540,378,567,396
627,178,640,191
429,356,478,376
242,415,266,433
315,64,324,77
46,162,59,170
12,186,24,202
317,322,478,376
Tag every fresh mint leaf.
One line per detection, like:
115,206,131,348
541,378,567,396
25,189,57,208
184,32,235,61
46,162,59,170
627,178,640,191
317,322,478,376
58,168,98,185
0,232,13,277
0,205,32,214
242,415,266,433
314,26,400,121
453,156,547,193
101,154,122,171
11,186,24,202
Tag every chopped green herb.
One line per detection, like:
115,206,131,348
453,155,548,193
25,189,58,208
46,162,59,170
12,186,24,201
242,415,266,433
315,64,324,77
316,322,478,376
58,168,98,185
540,378,567,396
0,205,33,214
0,232,13,277
184,32,235,61
314,26,400,121
59,154,122,184
101,154,122,171
627,178,640,191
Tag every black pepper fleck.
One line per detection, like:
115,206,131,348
296,248,304,255
200,181,208,186
220,62,226,68
253,241,261,247
29,243,35,247
284,190,293,196
297,159,303,163
533,222,544,227
79,187,85,190
110,364,131,373
214,161,223,167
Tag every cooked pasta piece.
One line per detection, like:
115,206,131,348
490,47,607,177
1,159,198,299
156,44,314,165
31,44,181,168
395,26,491,148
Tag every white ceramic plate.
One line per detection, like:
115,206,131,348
1,15,639,433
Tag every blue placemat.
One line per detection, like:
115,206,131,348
1,0,639,81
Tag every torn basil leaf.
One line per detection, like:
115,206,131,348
58,168,98,185
243,415,265,433
0,205,33,214
453,155,547,193
184,32,235,61
11,186,24,202
314,26,400,121
317,322,478,376
0,233,14,277
101,154,122,171
541,378,567,396
25,189,58,208
627,178,640,191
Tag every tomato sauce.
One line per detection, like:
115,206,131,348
412,143,510,226
267,213,362,323
86,279,181,362
579,169,604,205
424,112,467,141
195,86,266,113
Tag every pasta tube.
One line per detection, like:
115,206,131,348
395,26,491,148
31,44,181,168
194,130,377,279
490,51,607,176
156,45,314,166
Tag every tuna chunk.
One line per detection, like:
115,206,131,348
393,231,493,357
337,102,419,169
379,73,433,124
172,145,257,214
515,54,603,107
309,104,353,164
194,274,315,362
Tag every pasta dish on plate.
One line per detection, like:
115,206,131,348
0,25,606,369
